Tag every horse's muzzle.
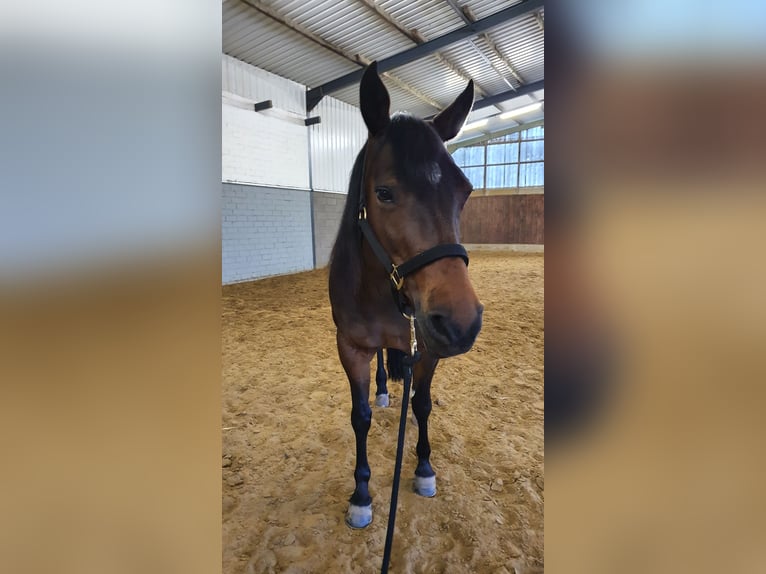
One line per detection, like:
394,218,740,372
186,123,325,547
421,303,483,357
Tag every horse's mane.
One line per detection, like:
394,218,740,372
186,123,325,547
328,143,367,296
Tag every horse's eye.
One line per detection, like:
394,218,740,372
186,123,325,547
375,186,394,203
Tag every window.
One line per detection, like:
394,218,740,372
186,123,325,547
462,166,485,188
519,162,544,186
452,145,485,189
488,132,520,143
487,143,518,165
520,140,544,162
486,164,518,188
462,146,485,166
451,124,544,191
522,126,544,139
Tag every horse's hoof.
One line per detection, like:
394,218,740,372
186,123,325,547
375,393,389,408
345,504,373,529
413,475,436,497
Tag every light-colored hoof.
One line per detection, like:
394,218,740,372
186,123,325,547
375,393,389,408
413,475,436,498
345,504,373,529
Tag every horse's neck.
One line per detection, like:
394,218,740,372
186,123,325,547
348,246,398,320
359,241,393,298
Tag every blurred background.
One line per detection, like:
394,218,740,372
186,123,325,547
546,0,766,572
0,2,222,573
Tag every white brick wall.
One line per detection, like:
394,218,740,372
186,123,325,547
221,54,309,189
222,184,313,283
222,54,305,115
222,54,363,192
222,104,309,189
221,55,368,283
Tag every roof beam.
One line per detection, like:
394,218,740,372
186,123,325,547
444,0,472,26
372,65,443,111
238,0,362,66
472,79,544,111
462,5,526,87
238,0,443,112
424,78,543,120
306,0,544,110
444,0,516,91
447,118,544,151
355,0,491,98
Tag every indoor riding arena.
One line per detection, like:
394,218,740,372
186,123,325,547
221,1,544,572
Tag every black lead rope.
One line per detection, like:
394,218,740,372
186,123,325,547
380,351,418,574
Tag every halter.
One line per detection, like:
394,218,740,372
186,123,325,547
357,148,469,317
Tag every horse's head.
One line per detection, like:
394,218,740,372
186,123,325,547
358,63,483,358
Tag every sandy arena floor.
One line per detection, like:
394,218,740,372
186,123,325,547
222,251,544,574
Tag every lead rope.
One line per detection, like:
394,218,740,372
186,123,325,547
381,314,420,574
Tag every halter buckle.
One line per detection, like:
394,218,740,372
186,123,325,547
390,264,404,291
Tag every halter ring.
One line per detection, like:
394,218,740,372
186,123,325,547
390,265,404,291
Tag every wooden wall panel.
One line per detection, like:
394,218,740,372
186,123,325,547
460,194,544,244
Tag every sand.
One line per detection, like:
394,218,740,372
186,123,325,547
222,252,544,573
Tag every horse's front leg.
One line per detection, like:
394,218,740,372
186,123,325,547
411,352,439,497
337,332,376,528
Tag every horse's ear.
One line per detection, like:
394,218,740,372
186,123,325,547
359,62,390,137
432,80,474,141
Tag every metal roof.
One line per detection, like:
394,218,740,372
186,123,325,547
222,0,544,144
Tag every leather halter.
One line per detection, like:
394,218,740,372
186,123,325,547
357,147,469,316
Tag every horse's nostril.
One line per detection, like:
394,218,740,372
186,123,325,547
427,313,455,344
426,307,483,351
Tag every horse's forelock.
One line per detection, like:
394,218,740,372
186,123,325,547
385,114,449,196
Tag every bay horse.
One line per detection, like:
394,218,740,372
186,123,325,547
329,62,483,529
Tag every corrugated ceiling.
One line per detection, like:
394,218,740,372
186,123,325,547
222,0,544,137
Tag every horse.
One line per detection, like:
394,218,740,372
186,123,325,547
328,62,484,529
